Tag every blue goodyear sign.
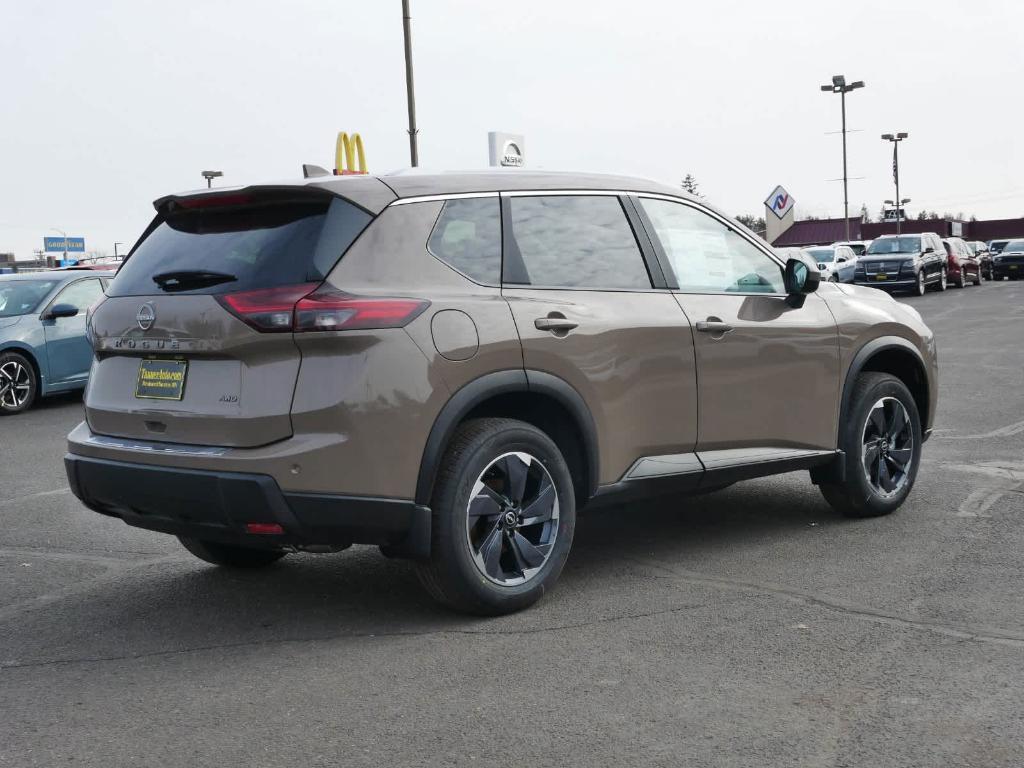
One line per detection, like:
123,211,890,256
44,237,85,253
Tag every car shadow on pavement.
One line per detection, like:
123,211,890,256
3,476,848,667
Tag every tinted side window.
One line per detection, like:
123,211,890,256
427,198,501,284
54,279,103,310
639,198,785,294
506,196,651,289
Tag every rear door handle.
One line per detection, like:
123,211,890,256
534,317,579,332
695,320,734,334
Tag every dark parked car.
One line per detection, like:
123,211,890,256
993,238,1024,280
64,170,937,615
855,233,947,295
0,271,113,414
967,241,993,280
942,237,982,288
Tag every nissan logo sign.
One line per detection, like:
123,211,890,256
501,141,524,168
137,303,156,331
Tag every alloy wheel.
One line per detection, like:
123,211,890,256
466,451,560,586
861,397,914,499
916,272,926,295
0,360,31,410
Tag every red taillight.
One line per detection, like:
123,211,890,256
295,287,429,331
216,283,429,333
216,283,319,332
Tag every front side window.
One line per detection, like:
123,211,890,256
639,198,784,294
506,196,651,289
427,198,501,284
0,280,58,317
53,279,103,312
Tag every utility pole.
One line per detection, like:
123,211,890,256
402,0,419,166
821,75,865,243
50,227,68,266
882,133,909,236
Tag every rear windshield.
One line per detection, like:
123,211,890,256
867,236,921,255
0,280,58,317
108,196,371,297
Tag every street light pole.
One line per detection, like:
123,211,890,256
821,75,865,243
201,170,223,188
114,242,124,260
401,0,419,167
881,133,909,236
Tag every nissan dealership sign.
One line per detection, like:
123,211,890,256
488,131,525,168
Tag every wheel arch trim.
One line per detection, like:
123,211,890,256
839,336,929,441
414,369,600,506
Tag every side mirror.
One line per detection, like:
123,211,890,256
44,303,79,320
836,256,848,263
923,246,935,254
784,255,820,308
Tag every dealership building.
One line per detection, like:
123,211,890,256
771,215,1024,248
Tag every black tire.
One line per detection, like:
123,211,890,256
974,269,983,286
415,417,576,616
178,536,286,568
0,351,38,415
934,267,948,292
954,268,965,288
819,372,922,518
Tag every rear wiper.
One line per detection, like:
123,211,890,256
152,270,237,292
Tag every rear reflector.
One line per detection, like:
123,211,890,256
216,282,429,333
246,522,284,535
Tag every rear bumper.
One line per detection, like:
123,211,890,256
993,264,1021,277
64,454,431,559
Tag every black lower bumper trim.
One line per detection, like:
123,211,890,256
64,454,430,558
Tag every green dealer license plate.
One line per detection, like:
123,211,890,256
135,359,188,401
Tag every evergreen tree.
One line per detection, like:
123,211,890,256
681,174,701,197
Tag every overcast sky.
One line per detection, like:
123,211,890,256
3,0,1022,258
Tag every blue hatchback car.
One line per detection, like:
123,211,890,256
0,270,113,414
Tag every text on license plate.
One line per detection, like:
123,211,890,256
874,274,888,280
135,359,188,400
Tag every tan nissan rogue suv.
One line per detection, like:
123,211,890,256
65,170,937,614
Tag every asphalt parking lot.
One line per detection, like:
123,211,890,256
1,279,1022,767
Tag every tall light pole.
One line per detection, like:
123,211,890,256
401,0,419,166
881,132,909,236
821,74,865,242
201,170,223,188
114,242,124,260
